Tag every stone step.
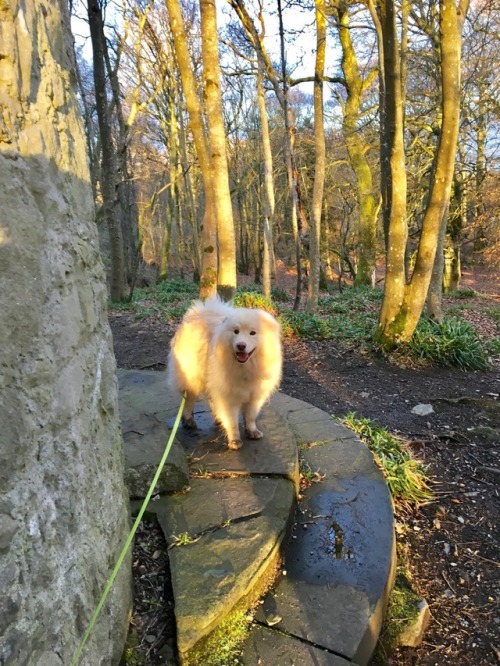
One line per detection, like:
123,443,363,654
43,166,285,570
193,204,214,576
151,476,295,660
247,393,397,666
117,370,396,666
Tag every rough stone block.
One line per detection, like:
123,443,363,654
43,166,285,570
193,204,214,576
398,598,431,647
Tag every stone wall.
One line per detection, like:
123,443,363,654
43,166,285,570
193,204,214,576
0,1,132,664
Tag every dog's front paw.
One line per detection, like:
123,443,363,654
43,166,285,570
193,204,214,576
182,416,198,430
245,427,263,440
228,438,243,450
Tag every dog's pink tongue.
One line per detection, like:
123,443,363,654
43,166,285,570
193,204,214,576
236,351,249,363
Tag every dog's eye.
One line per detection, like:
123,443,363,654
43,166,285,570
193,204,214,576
234,329,239,335
250,330,256,336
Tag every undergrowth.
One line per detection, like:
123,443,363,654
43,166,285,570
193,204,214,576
404,317,491,371
112,278,197,321
342,413,433,509
111,279,494,371
232,290,278,316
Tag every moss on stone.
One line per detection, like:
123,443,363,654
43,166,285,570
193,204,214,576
373,558,427,663
186,609,249,666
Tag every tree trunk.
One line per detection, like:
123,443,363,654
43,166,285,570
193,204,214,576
375,0,469,347
367,0,390,250
443,165,466,292
200,0,237,301
87,0,127,301
177,91,202,280
256,56,275,299
375,0,408,342
426,205,448,322
335,1,378,288
308,0,326,312
165,0,218,297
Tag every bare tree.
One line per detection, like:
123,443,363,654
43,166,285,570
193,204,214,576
165,0,219,297
256,55,276,299
229,0,309,309
332,0,379,288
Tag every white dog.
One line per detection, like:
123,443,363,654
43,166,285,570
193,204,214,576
168,296,282,450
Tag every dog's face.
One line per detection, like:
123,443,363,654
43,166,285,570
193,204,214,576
228,311,259,364
217,309,280,364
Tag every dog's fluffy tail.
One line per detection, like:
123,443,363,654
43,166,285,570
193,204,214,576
183,295,233,327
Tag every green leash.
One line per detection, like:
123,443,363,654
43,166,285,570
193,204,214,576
71,394,186,666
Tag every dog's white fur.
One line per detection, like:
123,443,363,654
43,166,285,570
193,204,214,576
168,296,282,450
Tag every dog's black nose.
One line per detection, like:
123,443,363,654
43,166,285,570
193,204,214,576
236,342,246,351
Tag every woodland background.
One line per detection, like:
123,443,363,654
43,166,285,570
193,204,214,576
71,0,499,337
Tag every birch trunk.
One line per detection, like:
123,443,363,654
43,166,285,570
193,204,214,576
256,56,275,299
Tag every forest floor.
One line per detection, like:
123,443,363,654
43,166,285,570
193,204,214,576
111,264,499,666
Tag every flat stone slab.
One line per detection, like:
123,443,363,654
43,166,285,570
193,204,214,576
271,392,359,445
146,477,295,658
245,438,396,666
117,368,171,414
118,369,299,491
118,369,189,496
167,403,299,489
122,416,189,497
243,625,352,665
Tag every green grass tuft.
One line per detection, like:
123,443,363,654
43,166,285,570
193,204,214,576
486,305,500,323
271,287,290,303
451,287,476,299
111,278,195,322
405,317,491,371
342,413,433,508
281,311,334,340
485,337,500,358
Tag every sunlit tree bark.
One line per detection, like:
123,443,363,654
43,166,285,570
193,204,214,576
334,1,378,288
200,0,237,299
256,56,275,299
375,0,470,347
165,0,218,297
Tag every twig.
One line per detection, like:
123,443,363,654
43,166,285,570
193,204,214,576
477,465,500,477
462,551,500,567
441,569,456,594
469,475,495,487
